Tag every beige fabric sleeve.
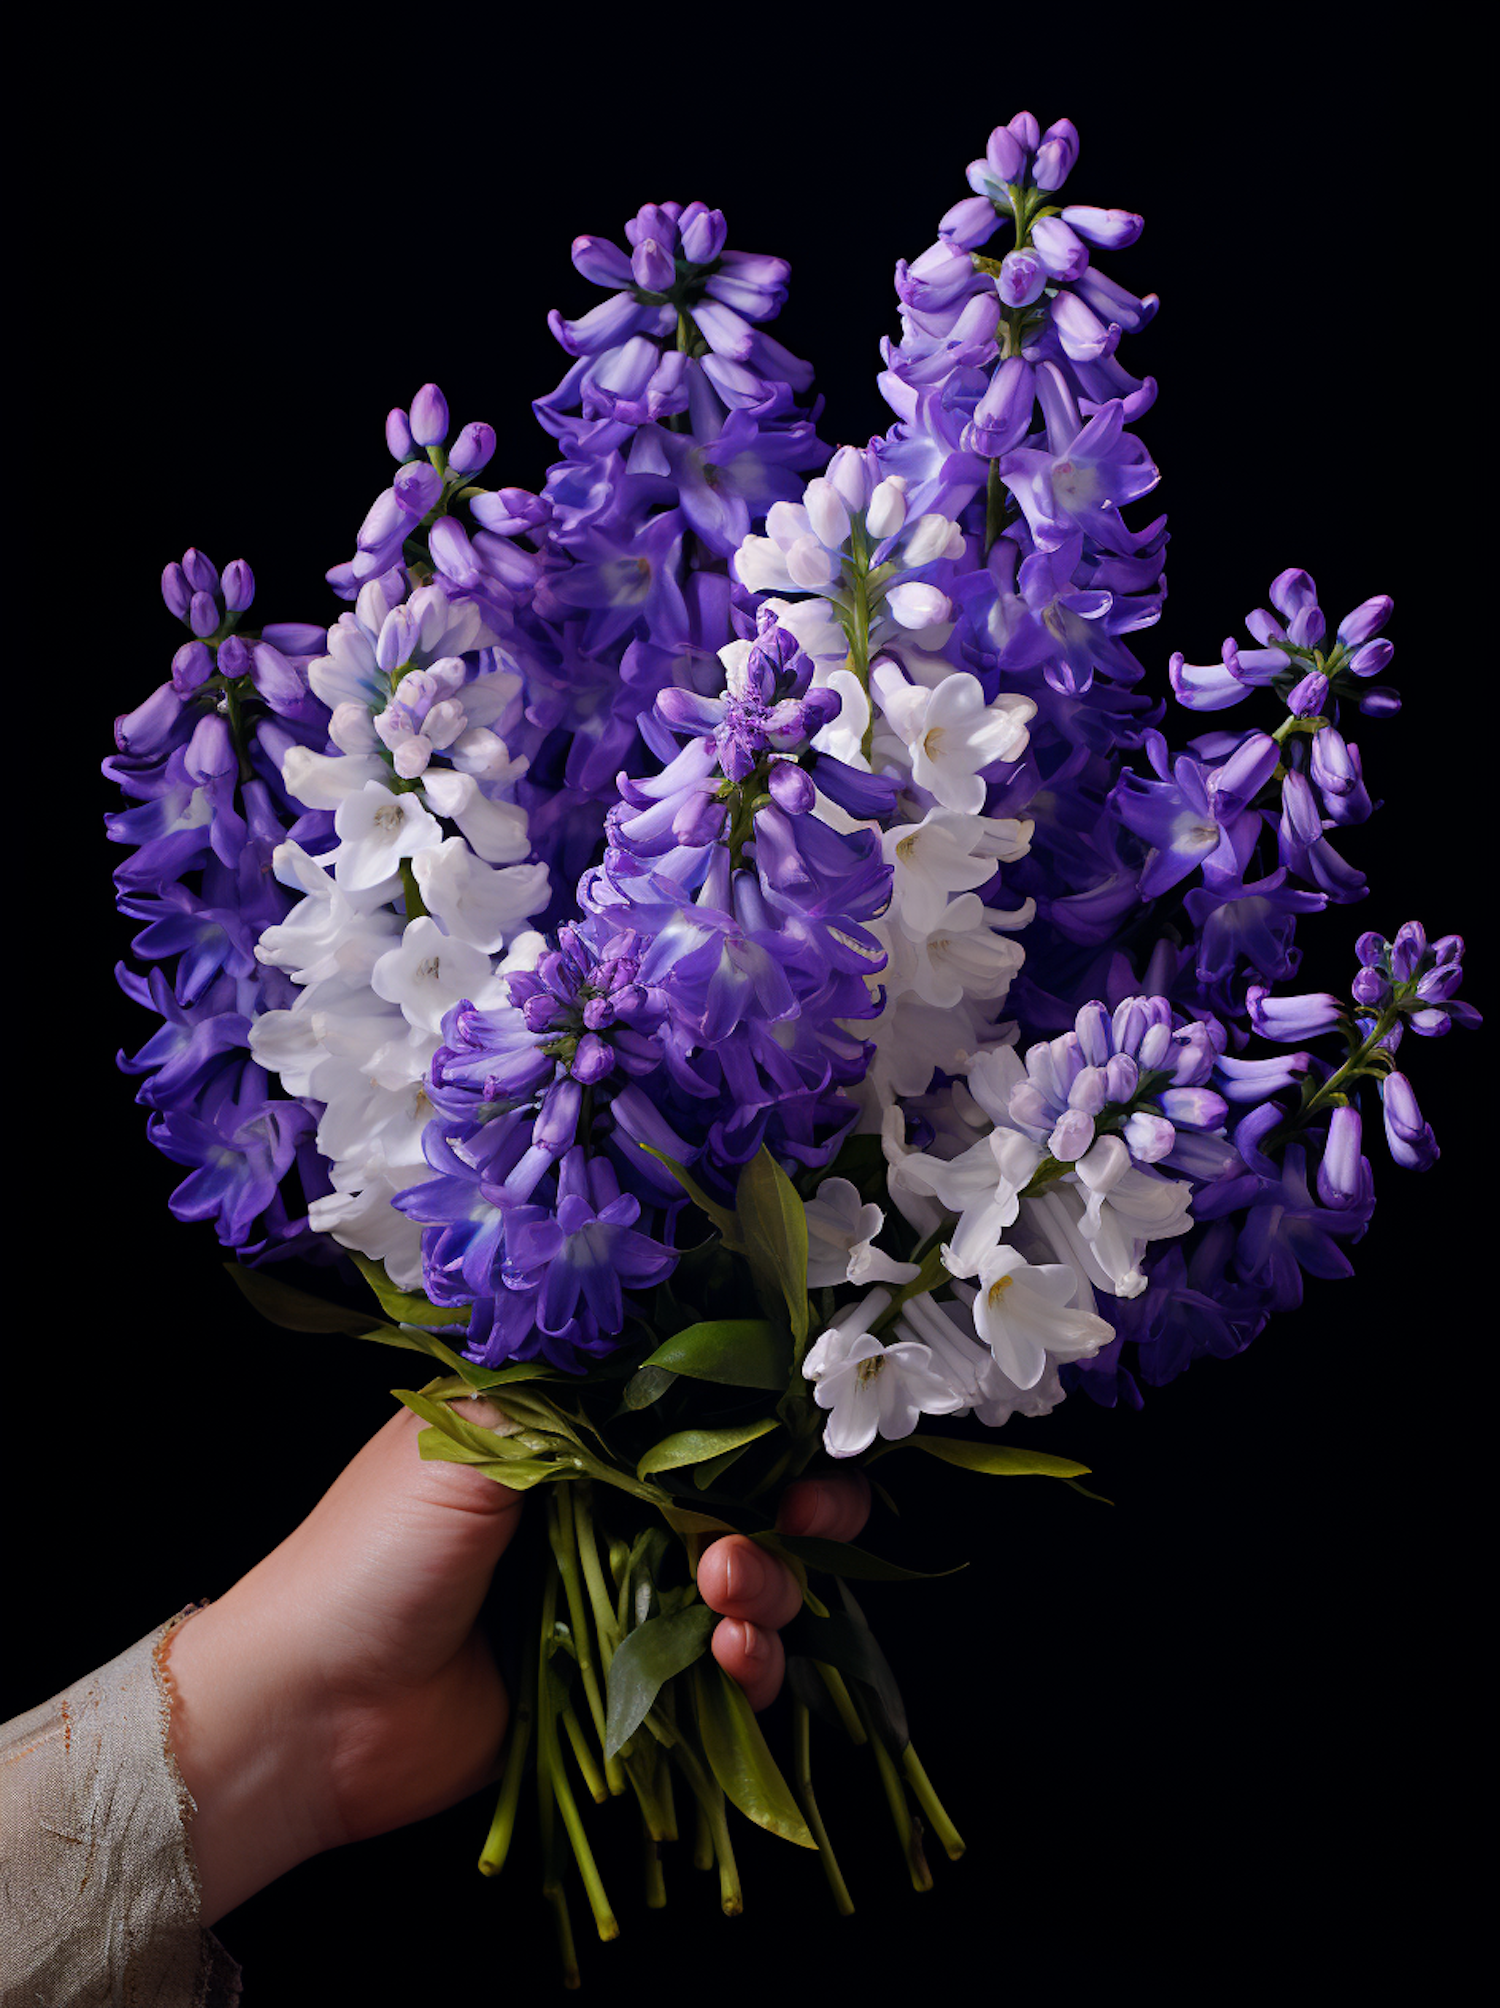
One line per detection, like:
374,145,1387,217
0,1612,243,2007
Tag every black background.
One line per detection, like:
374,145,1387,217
17,21,1487,2003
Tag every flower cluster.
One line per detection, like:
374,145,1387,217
107,109,1477,1467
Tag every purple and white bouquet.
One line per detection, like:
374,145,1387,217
105,108,1476,1963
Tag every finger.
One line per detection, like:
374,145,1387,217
697,1535,802,1630
775,1472,871,1543
710,1618,785,1714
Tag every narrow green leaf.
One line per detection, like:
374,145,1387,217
655,1501,738,1537
392,1386,563,1464
224,1262,382,1335
636,1417,779,1479
641,1319,791,1391
734,1148,809,1347
692,1662,816,1848
783,1604,909,1751
873,1434,1091,1479
691,1441,755,1490
349,1252,471,1326
602,1604,718,1760
767,1532,965,1583
414,1435,564,1491
639,1145,741,1243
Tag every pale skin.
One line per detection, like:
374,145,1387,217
166,1397,869,1926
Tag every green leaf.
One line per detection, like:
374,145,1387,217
225,1262,384,1335
392,1385,562,1460
692,1662,816,1849
690,1441,756,1490
734,1148,809,1348
414,1436,565,1491
349,1252,470,1326
639,1145,741,1244
655,1501,738,1537
783,1602,909,1751
766,1532,965,1583
622,1365,678,1411
811,1132,887,1202
872,1434,1091,1479
641,1319,791,1391
636,1417,780,1480
602,1604,718,1760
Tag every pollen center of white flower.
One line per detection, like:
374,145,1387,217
416,955,441,981
986,1274,1014,1309
856,1355,886,1385
896,833,919,862
374,803,405,830
922,727,946,759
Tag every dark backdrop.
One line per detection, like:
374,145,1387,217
19,23,1486,2003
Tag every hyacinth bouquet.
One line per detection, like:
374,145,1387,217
106,108,1475,1975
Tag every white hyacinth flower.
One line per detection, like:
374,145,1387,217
803,1289,966,1458
971,1244,1114,1388
803,1178,921,1290
870,663,1035,814
331,780,443,892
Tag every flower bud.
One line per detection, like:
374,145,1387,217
448,421,496,475
385,407,414,460
902,512,960,568
803,477,851,552
1123,1111,1175,1162
1031,216,1089,280
188,590,220,639
1337,595,1393,647
866,475,908,540
221,558,255,612
1351,966,1389,1007
394,460,443,516
985,124,1027,183
1355,931,1386,967
1033,117,1079,191
409,382,449,447
998,247,1047,307
1390,921,1427,981
1316,1104,1366,1208
679,204,728,264
171,640,215,694
631,237,675,293
767,759,816,815
182,547,220,595
161,562,191,619
1286,669,1328,716
1347,639,1393,677
1357,686,1401,716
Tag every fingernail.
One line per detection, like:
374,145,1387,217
724,1543,767,1604
740,1622,770,1663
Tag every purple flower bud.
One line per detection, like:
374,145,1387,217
1123,1111,1176,1162
969,357,1036,456
1408,1008,1450,1036
1347,639,1393,677
1211,730,1279,814
393,460,443,516
386,407,414,460
1268,568,1318,621
1073,1001,1113,1067
359,487,408,551
217,634,250,678
188,590,220,639
1355,932,1386,967
1102,1053,1139,1103
251,642,308,715
1416,963,1464,1002
1351,966,1389,1007
1248,984,1345,1042
186,711,236,780
171,640,215,694
1381,1072,1438,1169
985,124,1028,183
1067,1065,1109,1116
1431,934,1464,966
571,1033,615,1085
1031,216,1089,280
1357,686,1401,717
1033,118,1079,191
997,248,1047,308
1309,726,1356,797
1286,670,1329,716
522,993,560,1032
409,383,449,448
826,445,874,514
1049,1108,1096,1160
115,682,184,755
161,562,191,619
679,204,728,265
810,755,900,820
1158,1087,1229,1130
448,421,496,475
632,237,676,293
1337,595,1393,647
181,548,219,596
221,558,255,613
1316,1104,1367,1208
940,194,1001,249
1060,205,1144,250
534,1078,581,1153
767,759,816,815
672,789,728,847
1390,921,1427,981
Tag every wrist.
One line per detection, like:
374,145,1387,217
165,1593,333,1925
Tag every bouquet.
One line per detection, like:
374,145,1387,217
103,105,1476,1978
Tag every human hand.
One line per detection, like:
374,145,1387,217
166,1400,867,1925
696,1472,870,1711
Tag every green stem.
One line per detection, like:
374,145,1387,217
548,1487,621,1794
537,1570,581,1989
854,1691,931,1893
560,1704,608,1804
573,1484,620,1672
1265,1002,1399,1154
664,1733,742,1915
984,457,1006,555
398,857,427,919
816,1662,868,1746
901,1743,964,1861
548,1726,619,1941
644,1831,667,1910
478,1616,536,1876
793,1699,855,1916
